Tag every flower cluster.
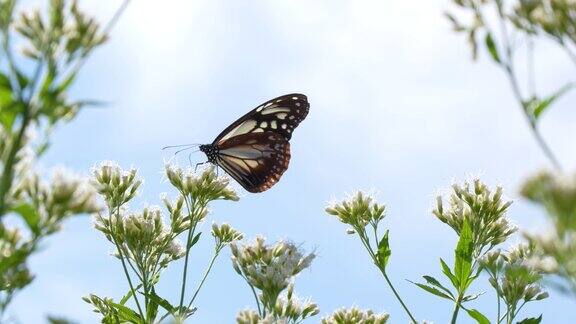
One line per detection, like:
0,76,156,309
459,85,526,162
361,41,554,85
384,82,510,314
321,307,390,324
91,161,141,210
325,191,386,232
231,237,315,315
16,0,107,63
512,0,576,43
231,237,315,294
271,284,319,323
94,206,185,271
212,223,243,249
87,161,243,322
480,244,548,319
433,179,516,255
165,164,238,203
235,285,319,324
236,310,279,324
521,169,576,294
13,167,100,236
521,170,576,233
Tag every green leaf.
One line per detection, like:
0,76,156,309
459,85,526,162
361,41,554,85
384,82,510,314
485,32,500,63
143,291,175,314
11,203,40,235
465,308,490,324
108,302,142,322
454,218,473,292
408,280,454,300
119,284,143,305
189,232,202,248
462,291,484,302
46,315,77,324
0,87,13,107
529,83,574,121
55,71,77,94
517,315,542,324
440,258,458,289
0,72,12,89
376,229,391,269
146,290,159,322
40,66,56,96
422,275,455,299
16,70,29,90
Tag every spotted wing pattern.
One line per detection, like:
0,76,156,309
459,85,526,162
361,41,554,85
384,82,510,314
216,132,291,193
213,93,309,144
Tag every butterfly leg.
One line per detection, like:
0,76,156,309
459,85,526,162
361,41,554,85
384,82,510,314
195,161,208,172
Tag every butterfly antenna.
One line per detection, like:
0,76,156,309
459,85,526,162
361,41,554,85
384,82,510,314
162,143,201,150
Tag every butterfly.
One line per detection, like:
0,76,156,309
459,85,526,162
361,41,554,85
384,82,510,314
198,94,309,193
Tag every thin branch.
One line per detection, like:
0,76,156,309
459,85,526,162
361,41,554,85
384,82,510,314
187,246,222,309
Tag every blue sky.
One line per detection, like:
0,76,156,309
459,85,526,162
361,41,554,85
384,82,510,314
9,0,576,322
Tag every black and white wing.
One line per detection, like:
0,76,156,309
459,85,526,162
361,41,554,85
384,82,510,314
216,132,291,193
212,93,309,144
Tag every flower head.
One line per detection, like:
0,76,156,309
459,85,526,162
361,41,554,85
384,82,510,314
231,237,315,304
91,161,141,210
94,206,184,270
325,191,386,231
433,179,515,254
521,169,576,233
165,164,238,203
236,310,280,324
321,307,390,324
212,223,243,248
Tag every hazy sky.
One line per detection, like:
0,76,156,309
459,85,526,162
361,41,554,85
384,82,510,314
10,0,576,323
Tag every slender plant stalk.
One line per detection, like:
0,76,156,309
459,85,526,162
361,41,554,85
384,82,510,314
187,247,222,309
178,195,198,310
357,232,418,323
497,284,501,323
493,3,563,171
111,208,145,320
450,294,463,324
246,278,263,316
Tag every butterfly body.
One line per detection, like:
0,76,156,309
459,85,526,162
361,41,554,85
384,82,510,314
200,94,308,193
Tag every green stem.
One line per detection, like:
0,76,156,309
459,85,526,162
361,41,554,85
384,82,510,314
187,247,222,309
178,195,198,311
247,279,263,317
357,232,418,323
450,294,463,324
497,288,501,323
381,269,417,324
494,4,563,171
111,209,145,320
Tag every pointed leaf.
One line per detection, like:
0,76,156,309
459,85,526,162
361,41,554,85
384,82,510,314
531,83,574,120
11,203,40,235
422,275,455,298
517,315,542,324
408,280,454,300
189,232,202,248
376,229,391,269
143,291,175,314
440,258,458,289
465,308,490,324
119,284,143,305
485,32,500,63
462,291,484,302
108,302,141,322
455,218,473,292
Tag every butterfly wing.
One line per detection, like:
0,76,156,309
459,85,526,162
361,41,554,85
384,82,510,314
213,94,309,144
216,132,291,193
